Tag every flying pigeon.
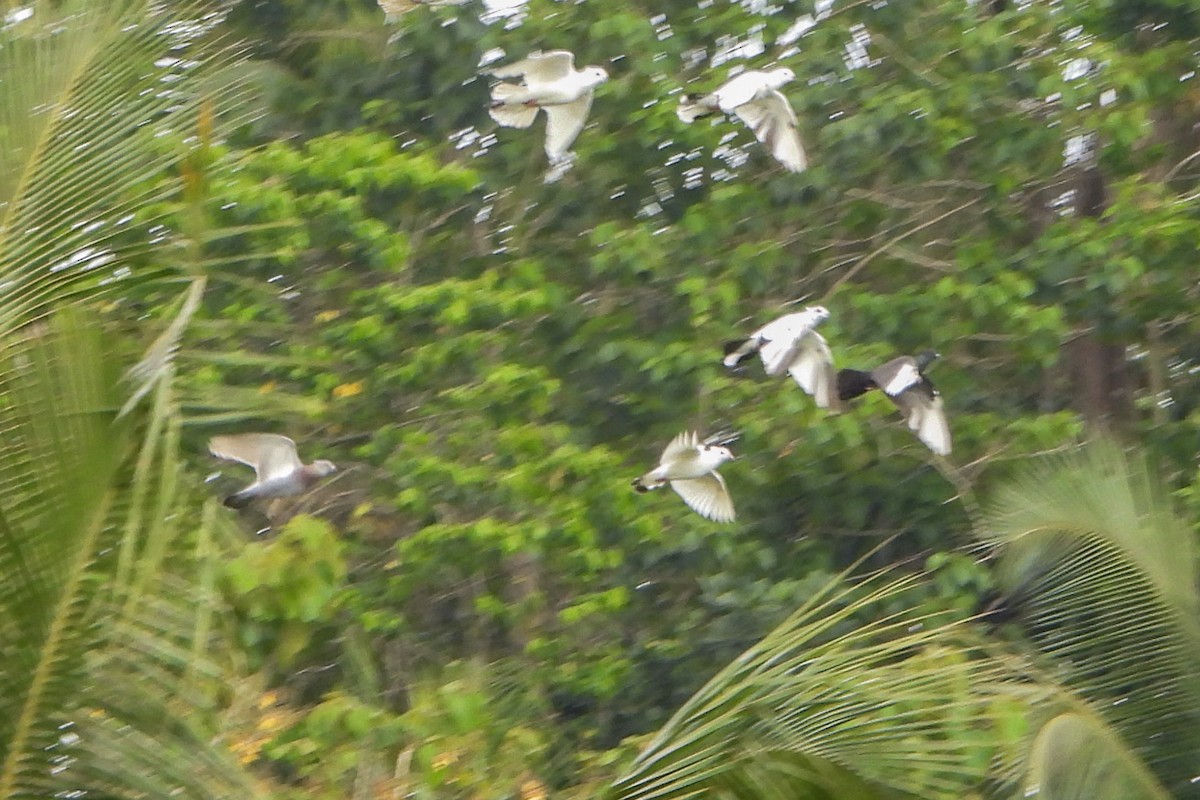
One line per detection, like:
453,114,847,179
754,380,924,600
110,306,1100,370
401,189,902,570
209,434,337,509
723,305,837,409
486,50,609,162
677,68,807,173
632,431,737,523
837,350,951,455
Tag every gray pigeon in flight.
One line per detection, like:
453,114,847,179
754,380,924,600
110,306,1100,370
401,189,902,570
209,434,337,509
486,50,609,162
723,305,837,409
677,67,807,172
837,350,951,455
633,431,737,523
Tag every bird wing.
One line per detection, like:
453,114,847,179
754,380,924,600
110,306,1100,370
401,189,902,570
786,332,839,409
660,430,700,464
209,434,302,481
732,89,807,172
542,92,593,161
490,50,576,84
891,387,952,455
754,311,820,376
715,71,767,111
874,356,922,396
758,336,796,376
671,472,735,523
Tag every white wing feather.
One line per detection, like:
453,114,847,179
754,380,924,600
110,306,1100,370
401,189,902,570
671,472,736,522
910,395,952,455
733,90,806,172
542,92,593,160
660,430,700,464
490,50,575,84
714,71,770,111
758,336,796,376
786,333,838,409
880,361,921,396
209,434,302,481
753,311,823,376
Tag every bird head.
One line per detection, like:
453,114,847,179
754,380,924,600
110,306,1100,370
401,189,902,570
582,66,609,87
807,305,831,322
311,460,338,477
769,67,796,87
915,349,940,370
703,445,737,465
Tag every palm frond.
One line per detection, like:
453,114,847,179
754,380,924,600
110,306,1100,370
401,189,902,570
0,0,252,335
1023,712,1173,800
982,440,1200,796
122,276,207,417
0,311,263,798
610,566,1041,800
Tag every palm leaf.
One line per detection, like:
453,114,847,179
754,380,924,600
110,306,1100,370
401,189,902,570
981,440,1200,796
0,0,251,335
610,565,1041,800
0,312,262,798
1023,712,1173,800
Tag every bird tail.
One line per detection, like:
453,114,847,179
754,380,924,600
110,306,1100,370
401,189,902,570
836,368,877,402
632,476,664,493
223,490,255,509
488,82,539,128
676,94,716,124
722,338,759,369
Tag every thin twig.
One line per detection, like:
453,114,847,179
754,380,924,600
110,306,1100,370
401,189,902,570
821,198,981,298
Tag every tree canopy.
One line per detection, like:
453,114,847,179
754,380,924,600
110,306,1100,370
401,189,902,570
0,0,1198,798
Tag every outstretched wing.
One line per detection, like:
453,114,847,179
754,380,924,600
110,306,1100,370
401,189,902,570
671,472,736,523
489,50,576,84
733,89,806,172
891,387,952,455
542,92,593,161
209,434,302,481
786,332,838,410
873,356,922,397
660,430,700,464
754,311,821,375
714,71,768,111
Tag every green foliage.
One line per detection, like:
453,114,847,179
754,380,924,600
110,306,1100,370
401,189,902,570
0,3,268,797
0,312,262,799
0,0,1194,797
610,567,1040,800
0,0,250,331
188,0,1200,794
982,441,1200,794
225,515,349,666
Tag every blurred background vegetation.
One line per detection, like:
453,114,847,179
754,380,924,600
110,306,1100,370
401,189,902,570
0,0,1198,798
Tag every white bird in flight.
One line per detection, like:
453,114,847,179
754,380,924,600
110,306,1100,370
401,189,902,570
209,434,337,509
723,305,837,410
632,431,737,523
837,350,952,455
486,50,609,163
677,67,807,173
